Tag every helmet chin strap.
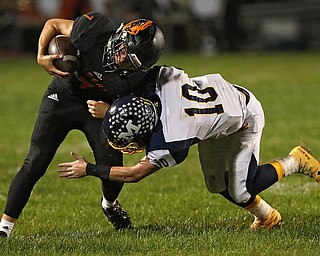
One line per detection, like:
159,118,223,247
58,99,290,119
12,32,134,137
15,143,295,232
108,140,145,155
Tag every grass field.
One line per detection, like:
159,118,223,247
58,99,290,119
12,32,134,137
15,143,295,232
0,52,320,255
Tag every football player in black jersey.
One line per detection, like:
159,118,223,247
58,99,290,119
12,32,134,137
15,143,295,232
0,12,164,237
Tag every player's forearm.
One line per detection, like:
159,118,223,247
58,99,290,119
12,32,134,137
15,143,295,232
110,159,159,182
86,164,142,183
86,160,158,183
110,166,156,183
58,155,158,181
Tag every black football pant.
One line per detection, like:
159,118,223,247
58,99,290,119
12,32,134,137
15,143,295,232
4,88,123,219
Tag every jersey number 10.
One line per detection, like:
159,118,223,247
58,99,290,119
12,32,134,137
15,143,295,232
181,84,224,116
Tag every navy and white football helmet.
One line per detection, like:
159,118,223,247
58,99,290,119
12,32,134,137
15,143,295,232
102,95,158,154
102,19,165,75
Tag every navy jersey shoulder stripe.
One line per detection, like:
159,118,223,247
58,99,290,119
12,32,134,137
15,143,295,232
147,122,196,165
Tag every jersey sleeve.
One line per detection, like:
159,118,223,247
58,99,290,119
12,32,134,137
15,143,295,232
70,11,116,51
146,128,192,168
147,149,178,168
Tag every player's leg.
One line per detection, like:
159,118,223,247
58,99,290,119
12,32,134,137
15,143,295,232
82,115,132,230
231,89,282,228
219,153,282,229
271,146,320,182
198,136,234,194
239,145,320,199
246,146,320,229
0,89,71,237
199,132,280,229
220,146,320,229
199,95,281,229
227,127,283,229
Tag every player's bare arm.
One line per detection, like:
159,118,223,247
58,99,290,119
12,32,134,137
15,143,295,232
110,157,159,182
37,19,74,77
87,100,110,118
58,153,159,182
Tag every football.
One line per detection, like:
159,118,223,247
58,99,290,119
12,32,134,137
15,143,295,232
48,35,79,73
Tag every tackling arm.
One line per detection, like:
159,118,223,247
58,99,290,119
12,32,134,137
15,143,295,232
58,153,160,183
110,157,159,182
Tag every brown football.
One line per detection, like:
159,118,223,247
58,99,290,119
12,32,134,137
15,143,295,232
48,35,79,73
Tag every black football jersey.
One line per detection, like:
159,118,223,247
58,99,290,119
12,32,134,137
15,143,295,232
49,12,148,104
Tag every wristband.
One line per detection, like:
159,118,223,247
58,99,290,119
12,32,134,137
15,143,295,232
86,163,110,180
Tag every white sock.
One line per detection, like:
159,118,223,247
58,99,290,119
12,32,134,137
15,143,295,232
245,196,272,220
101,196,116,209
0,218,14,237
277,156,299,176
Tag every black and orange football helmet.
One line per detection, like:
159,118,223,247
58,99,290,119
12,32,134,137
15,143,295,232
102,19,165,74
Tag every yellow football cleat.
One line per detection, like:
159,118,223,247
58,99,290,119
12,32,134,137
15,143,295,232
250,208,282,229
289,146,320,183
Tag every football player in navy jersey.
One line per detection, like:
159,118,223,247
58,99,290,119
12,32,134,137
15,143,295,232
58,66,320,230
0,12,164,237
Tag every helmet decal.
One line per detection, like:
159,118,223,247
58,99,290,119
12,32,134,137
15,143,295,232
118,120,141,141
123,20,153,35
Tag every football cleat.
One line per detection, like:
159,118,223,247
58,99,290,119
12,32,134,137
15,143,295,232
102,199,133,230
289,146,320,182
0,230,8,238
250,208,282,229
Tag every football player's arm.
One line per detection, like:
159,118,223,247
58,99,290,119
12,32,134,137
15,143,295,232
37,18,74,77
58,153,160,182
109,157,159,182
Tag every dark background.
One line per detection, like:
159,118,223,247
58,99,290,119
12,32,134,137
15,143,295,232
1,0,320,55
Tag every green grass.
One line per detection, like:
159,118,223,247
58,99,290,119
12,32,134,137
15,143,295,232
1,52,320,255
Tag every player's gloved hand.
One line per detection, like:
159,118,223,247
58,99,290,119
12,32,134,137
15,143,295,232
87,100,110,118
58,152,88,178
37,53,70,78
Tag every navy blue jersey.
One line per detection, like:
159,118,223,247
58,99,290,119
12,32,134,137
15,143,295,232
49,12,148,104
